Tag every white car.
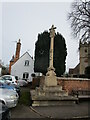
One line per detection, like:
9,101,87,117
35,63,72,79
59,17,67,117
0,88,19,108
18,79,28,87
2,75,19,86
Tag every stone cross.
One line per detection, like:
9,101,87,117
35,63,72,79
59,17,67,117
48,25,56,71
49,25,56,38
45,25,57,86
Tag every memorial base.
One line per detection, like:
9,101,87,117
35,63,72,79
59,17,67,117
44,75,57,86
30,85,78,106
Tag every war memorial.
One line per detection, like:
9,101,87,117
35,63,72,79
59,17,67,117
30,25,78,106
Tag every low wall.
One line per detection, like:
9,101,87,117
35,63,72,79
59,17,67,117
32,76,90,94
57,77,90,94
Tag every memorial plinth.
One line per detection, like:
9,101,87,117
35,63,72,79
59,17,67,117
30,77,78,106
30,25,78,106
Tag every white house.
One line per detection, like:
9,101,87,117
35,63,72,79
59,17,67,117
11,52,34,82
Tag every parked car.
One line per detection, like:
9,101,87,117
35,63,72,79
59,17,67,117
10,84,21,97
0,77,7,84
18,79,28,87
0,77,21,97
0,102,10,120
2,75,19,85
0,83,20,97
0,88,19,108
0,82,16,91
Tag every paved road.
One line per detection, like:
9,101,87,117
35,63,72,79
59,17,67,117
10,104,43,119
31,102,90,119
10,101,90,119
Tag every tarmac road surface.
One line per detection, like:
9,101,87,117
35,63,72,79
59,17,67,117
10,104,43,119
10,101,90,119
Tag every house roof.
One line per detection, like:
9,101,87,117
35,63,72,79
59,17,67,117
73,63,80,74
19,51,33,60
69,63,80,75
11,51,34,66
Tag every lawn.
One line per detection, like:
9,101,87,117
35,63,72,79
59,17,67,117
18,86,32,106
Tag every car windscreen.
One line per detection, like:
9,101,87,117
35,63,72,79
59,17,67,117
2,76,12,81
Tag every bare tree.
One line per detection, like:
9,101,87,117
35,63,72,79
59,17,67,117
68,0,90,43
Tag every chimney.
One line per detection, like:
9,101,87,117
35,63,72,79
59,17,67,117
14,39,21,62
9,55,15,74
9,39,21,74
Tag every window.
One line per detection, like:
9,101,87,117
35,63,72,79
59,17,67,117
25,60,29,66
23,72,29,79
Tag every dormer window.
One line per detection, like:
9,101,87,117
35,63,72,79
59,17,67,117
25,60,29,66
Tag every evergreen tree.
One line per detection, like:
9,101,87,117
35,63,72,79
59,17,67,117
34,31,67,77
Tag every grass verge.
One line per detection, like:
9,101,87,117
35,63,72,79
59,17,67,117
18,87,31,106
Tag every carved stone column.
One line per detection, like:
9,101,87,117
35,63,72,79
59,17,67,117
45,25,57,86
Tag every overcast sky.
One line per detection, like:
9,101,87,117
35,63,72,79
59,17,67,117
0,0,79,72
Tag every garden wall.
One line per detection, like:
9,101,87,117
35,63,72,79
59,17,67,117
57,77,90,94
32,76,90,94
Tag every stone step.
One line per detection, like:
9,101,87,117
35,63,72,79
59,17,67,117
43,86,62,91
32,95,77,100
36,90,68,97
31,96,78,106
36,86,62,93
35,86,67,97
32,101,76,106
